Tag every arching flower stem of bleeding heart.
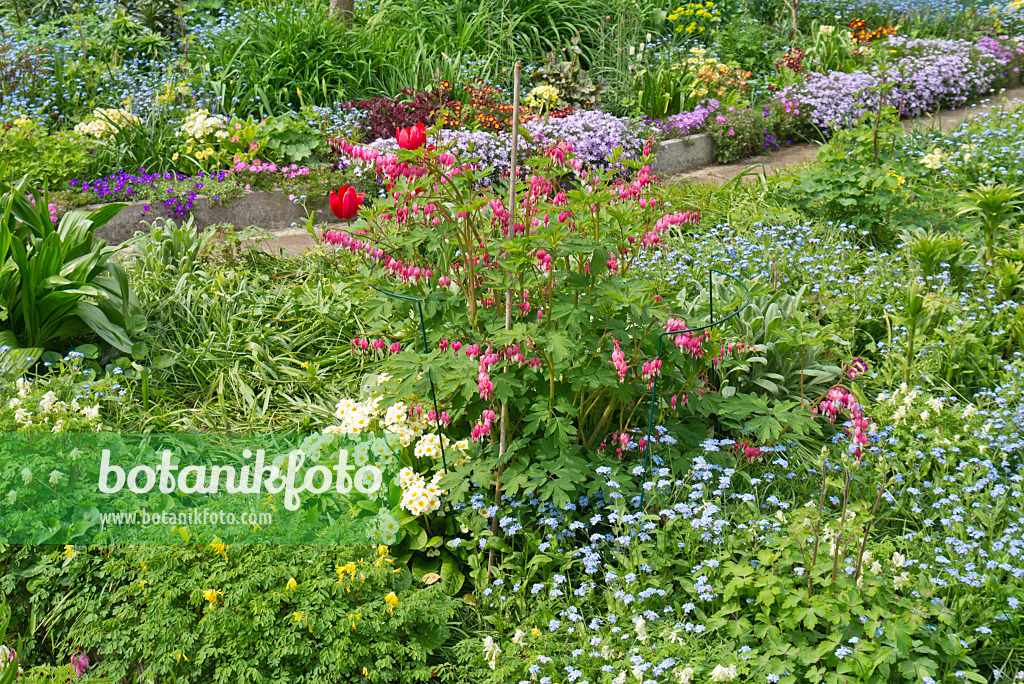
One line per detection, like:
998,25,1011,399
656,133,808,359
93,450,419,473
488,62,522,583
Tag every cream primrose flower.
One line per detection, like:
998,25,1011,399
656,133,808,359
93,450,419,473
399,467,421,489
920,148,946,169
414,433,444,459
383,402,408,429
179,109,227,140
73,108,141,139
453,438,471,465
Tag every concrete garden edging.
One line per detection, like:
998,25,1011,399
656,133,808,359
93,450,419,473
91,190,333,244
651,134,716,176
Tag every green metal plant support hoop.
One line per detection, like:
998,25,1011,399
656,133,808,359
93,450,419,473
642,268,751,484
368,285,460,559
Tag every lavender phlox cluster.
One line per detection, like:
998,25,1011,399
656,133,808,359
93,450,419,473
781,37,1002,130
661,100,720,137
348,111,654,185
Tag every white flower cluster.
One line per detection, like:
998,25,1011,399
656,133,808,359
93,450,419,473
482,635,501,671
73,108,141,139
179,109,228,140
399,466,445,516
382,400,429,446
331,396,385,434
709,664,738,682
7,380,101,432
878,383,982,431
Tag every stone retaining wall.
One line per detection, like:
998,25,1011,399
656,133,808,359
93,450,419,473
92,134,717,243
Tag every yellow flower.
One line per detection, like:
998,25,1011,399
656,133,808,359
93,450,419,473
172,652,189,663
362,668,369,676
210,540,228,560
293,611,305,622
63,545,75,559
349,612,362,630
384,592,398,614
139,580,148,587
286,577,298,591
530,627,541,638
202,588,222,606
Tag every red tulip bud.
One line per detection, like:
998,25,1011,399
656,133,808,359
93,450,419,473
396,123,427,150
329,185,364,221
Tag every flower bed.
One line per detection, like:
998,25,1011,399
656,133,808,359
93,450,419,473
780,35,1019,130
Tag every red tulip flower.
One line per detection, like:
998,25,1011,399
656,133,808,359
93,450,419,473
396,123,427,150
329,185,364,221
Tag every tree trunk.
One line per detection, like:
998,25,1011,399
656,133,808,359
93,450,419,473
329,0,355,27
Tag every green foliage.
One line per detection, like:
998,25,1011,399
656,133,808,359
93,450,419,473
717,286,845,404
256,113,323,165
13,544,460,683
901,227,973,285
0,122,91,188
628,46,697,118
0,181,140,354
772,127,914,245
955,181,1024,263
82,106,183,176
711,14,785,74
125,227,369,429
801,21,860,73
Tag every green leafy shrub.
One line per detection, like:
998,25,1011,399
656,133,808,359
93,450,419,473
0,122,91,188
16,544,460,683
0,182,140,356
